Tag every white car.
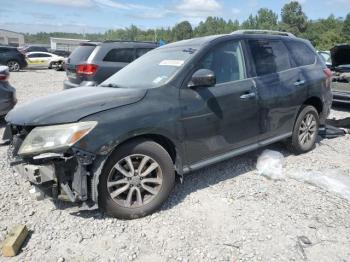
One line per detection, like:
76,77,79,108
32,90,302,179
26,52,65,69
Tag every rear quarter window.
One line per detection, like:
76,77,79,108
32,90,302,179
103,48,135,63
248,39,291,76
136,48,153,58
69,45,96,63
285,41,316,66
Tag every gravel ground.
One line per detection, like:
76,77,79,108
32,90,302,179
1,69,350,262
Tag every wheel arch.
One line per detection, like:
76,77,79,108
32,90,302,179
302,96,323,114
90,132,182,205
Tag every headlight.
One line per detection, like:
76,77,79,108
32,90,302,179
18,121,97,155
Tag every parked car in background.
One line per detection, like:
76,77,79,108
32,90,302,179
317,50,332,68
330,44,350,104
64,41,158,89
50,49,71,58
0,46,27,71
4,31,332,219
19,45,49,53
0,66,16,116
26,52,65,69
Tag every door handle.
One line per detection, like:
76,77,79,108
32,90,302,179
294,80,305,86
240,92,256,100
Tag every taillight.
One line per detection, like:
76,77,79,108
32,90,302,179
76,64,99,76
0,74,9,81
323,68,333,78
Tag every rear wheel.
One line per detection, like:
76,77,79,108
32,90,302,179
98,139,175,219
288,105,319,154
7,60,20,72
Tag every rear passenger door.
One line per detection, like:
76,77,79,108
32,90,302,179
247,38,305,141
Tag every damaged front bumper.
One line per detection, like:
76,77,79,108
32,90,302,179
3,124,102,207
10,152,92,204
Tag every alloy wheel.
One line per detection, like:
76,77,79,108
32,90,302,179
298,113,317,146
107,154,163,208
7,61,20,72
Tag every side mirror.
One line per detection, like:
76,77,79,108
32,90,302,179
188,69,216,88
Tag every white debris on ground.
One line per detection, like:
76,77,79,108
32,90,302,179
256,149,285,180
288,170,350,201
1,70,350,261
257,149,350,201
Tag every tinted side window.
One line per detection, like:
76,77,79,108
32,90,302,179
38,53,51,57
248,40,291,76
286,41,316,66
136,48,152,58
199,41,246,84
104,49,135,63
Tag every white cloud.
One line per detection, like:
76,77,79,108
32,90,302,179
176,0,222,18
32,0,151,10
33,0,93,7
93,0,129,9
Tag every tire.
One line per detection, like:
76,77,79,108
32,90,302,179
48,62,53,69
7,60,20,72
288,105,319,154
98,139,175,219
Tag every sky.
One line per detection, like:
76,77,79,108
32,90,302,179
0,0,349,34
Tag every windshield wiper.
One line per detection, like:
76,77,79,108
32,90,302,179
100,83,120,88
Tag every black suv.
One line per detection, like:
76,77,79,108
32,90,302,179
19,45,49,53
4,31,332,219
64,41,158,89
0,46,27,71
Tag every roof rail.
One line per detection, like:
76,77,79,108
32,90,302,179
102,40,158,44
231,30,295,37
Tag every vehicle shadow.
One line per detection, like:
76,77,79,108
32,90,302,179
332,104,350,113
160,142,290,212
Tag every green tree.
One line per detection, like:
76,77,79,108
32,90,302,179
255,8,278,29
281,1,308,34
343,13,350,42
173,21,193,40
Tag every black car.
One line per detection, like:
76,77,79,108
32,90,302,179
64,41,158,89
19,45,49,53
0,66,16,116
0,46,27,71
51,49,71,58
4,31,332,219
330,44,350,104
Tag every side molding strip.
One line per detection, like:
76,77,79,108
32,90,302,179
183,132,292,173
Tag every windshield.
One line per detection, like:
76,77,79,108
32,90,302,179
101,47,196,89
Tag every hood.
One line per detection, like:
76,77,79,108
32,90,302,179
6,86,146,126
331,44,350,67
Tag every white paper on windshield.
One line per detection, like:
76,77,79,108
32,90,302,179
159,60,184,67
153,76,168,84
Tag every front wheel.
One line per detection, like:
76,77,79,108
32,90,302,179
7,60,20,72
288,105,319,154
98,139,175,219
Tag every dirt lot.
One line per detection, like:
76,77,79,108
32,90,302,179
1,69,350,262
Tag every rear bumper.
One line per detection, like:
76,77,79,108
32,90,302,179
0,100,17,116
63,80,97,89
0,89,17,116
63,79,79,89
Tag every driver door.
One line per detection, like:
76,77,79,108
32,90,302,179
180,40,260,165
